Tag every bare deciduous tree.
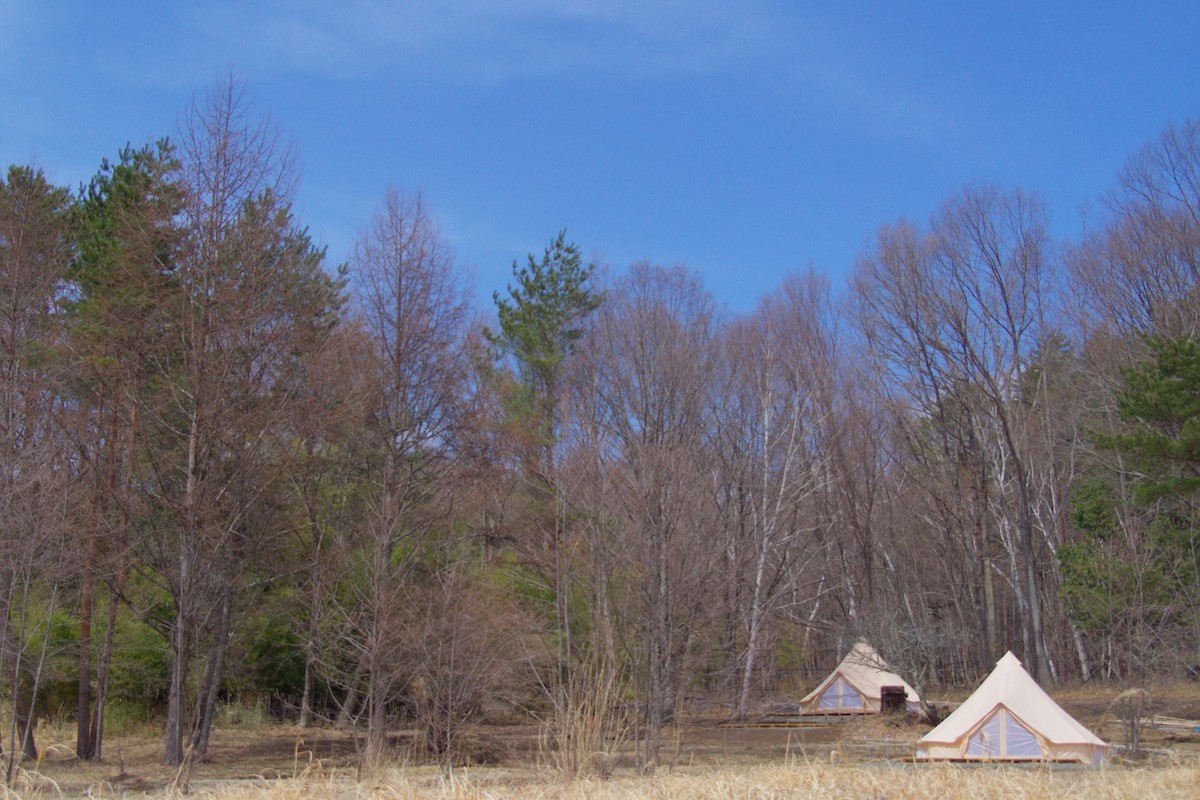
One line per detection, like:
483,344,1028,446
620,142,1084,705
577,262,720,770
852,184,1061,682
0,165,76,772
146,75,339,766
399,566,530,771
1070,118,1200,338
712,272,831,719
340,186,470,762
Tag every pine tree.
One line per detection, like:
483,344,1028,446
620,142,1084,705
488,230,600,476
1104,336,1200,502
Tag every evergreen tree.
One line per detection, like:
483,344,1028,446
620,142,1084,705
67,140,185,760
1061,335,1200,678
488,229,600,473
1102,336,1200,502
486,230,601,746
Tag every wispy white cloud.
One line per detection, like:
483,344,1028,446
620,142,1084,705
768,8,966,145
187,0,786,82
0,0,33,66
182,1,960,145
798,53,966,145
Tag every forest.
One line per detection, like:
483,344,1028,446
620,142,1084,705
1,77,1199,775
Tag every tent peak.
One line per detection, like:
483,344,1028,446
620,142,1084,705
997,651,1022,667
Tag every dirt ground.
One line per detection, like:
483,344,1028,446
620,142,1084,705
11,685,1200,796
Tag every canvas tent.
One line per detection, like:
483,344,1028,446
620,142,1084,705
916,651,1108,764
799,641,921,715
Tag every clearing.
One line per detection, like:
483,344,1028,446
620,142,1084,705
6,686,1200,798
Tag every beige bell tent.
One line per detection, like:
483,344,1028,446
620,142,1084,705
916,651,1108,764
799,641,921,715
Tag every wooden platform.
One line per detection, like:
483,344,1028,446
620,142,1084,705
1146,715,1200,732
719,714,845,728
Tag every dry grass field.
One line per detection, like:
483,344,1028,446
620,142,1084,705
8,757,1200,800
4,683,1199,799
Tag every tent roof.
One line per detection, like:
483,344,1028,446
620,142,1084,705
918,652,1107,748
802,641,920,705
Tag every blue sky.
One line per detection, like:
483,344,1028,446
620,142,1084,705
2,1,1199,312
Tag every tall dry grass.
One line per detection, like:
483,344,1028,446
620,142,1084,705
10,760,1197,800
540,660,633,778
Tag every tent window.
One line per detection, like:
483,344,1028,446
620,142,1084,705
965,710,1003,756
965,708,1043,758
817,676,863,709
1003,712,1041,757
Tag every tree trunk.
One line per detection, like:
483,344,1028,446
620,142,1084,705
92,398,135,760
337,678,363,726
299,659,315,729
335,649,369,727
1,573,37,765
642,505,670,772
75,525,97,759
13,680,38,763
298,554,319,729
89,581,120,760
366,663,388,759
300,486,323,729
0,571,13,763
735,529,772,720
166,386,201,766
190,590,232,757
164,611,191,766
1072,624,1092,682
984,561,997,666
1018,481,1051,682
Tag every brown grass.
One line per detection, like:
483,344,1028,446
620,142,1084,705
7,683,1200,799
8,760,1199,800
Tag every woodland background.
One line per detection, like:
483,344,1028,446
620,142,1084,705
1,77,1199,773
